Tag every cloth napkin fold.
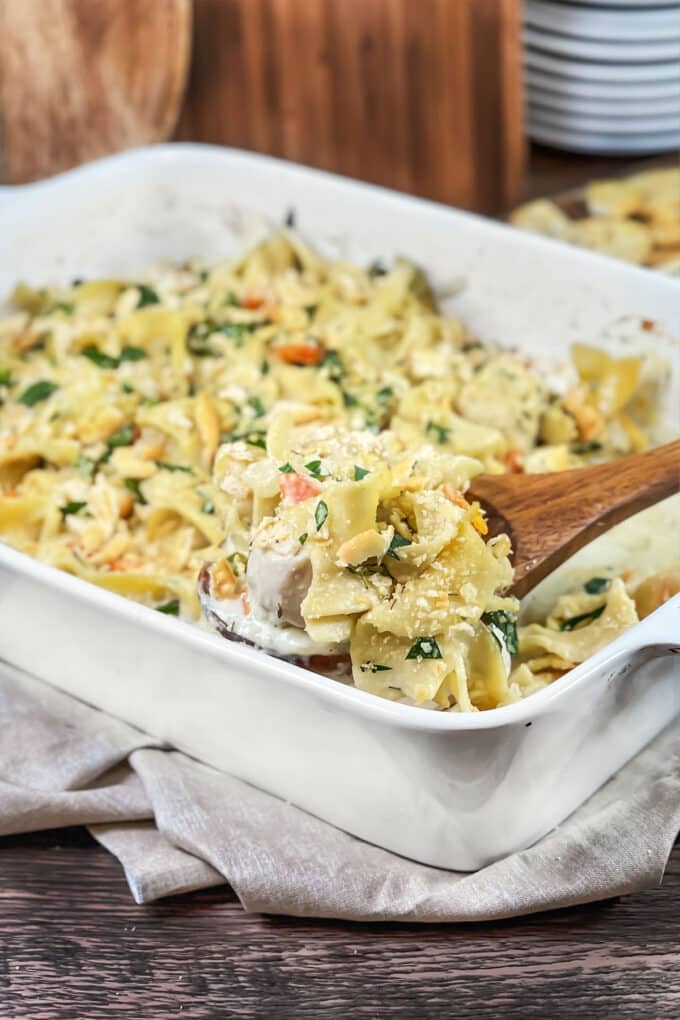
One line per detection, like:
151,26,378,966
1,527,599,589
1,660,679,922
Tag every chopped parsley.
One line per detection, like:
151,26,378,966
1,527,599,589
121,382,135,394
223,429,267,450
60,500,87,517
18,380,58,407
360,662,392,673
156,598,180,616
224,291,240,307
248,395,266,418
584,577,610,595
200,496,215,514
572,441,603,454
260,359,270,376
75,454,95,480
106,425,135,449
81,346,119,369
0,370,12,386
376,386,393,404
386,533,412,560
120,346,146,363
353,465,369,481
426,420,450,445
279,463,295,473
560,605,605,631
305,459,329,481
315,499,328,530
321,349,344,380
155,461,194,474
368,259,388,277
227,551,248,576
217,322,260,347
187,323,220,357
299,532,308,545
124,478,147,505
136,284,160,308
483,610,519,656
52,301,75,314
406,637,442,661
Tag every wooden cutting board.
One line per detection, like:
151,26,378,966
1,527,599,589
176,0,525,214
0,0,192,184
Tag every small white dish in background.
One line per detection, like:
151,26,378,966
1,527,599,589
523,26,680,63
528,118,680,154
530,90,680,118
526,48,680,82
526,0,680,42
529,104,680,135
527,68,680,102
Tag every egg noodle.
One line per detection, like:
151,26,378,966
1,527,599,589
1,232,676,711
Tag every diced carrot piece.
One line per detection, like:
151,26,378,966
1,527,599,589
279,473,322,505
243,294,265,310
276,343,324,366
240,591,251,616
503,449,524,474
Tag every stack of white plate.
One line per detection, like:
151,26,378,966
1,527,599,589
524,0,680,154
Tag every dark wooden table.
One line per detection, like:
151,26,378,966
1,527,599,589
2,145,679,1019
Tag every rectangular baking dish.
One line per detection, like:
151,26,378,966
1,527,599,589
1,144,679,871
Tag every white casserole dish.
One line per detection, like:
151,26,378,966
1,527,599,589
1,144,679,871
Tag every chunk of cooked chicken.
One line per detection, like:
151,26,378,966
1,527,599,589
246,516,312,628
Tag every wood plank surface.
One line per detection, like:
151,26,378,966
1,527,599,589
0,0,192,184
175,0,525,213
1,827,679,1019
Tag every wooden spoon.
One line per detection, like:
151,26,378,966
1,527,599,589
469,440,680,599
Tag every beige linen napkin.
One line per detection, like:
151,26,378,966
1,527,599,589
2,659,679,921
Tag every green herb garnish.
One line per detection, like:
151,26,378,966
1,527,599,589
386,533,412,560
227,551,248,576
305,459,328,481
315,500,328,530
52,301,75,314
321,349,344,380
360,662,393,673
248,395,266,418
353,465,369,481
137,284,160,308
299,532,308,545
584,577,610,595
217,322,258,347
260,359,270,376
426,420,450,445
0,370,12,386
155,461,194,474
368,259,388,277
124,478,147,505
572,441,603,454
119,346,146,363
483,610,519,656
406,637,442,661
279,463,295,473
81,345,119,369
223,430,267,450
376,386,393,404
18,380,58,407
60,500,86,517
156,598,180,616
224,291,240,307
106,425,135,449
75,453,95,480
121,382,135,394
560,605,605,632
200,496,215,514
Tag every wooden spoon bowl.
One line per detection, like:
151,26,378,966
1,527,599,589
469,440,680,598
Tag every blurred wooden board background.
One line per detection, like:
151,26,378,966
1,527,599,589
0,0,525,214
0,0,192,185
176,0,525,213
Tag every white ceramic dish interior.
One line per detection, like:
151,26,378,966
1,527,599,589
1,144,679,871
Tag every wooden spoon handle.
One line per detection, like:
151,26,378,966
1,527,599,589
470,440,680,598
